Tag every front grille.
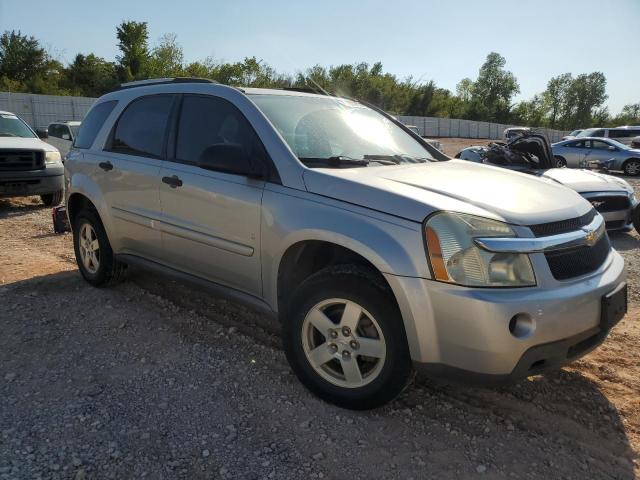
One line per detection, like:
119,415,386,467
0,149,44,171
529,209,596,237
545,233,610,280
585,195,630,213
605,220,626,230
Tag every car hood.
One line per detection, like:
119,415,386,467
0,136,58,152
303,160,592,225
540,168,633,194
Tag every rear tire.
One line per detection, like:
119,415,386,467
282,265,413,409
623,159,640,176
73,209,126,287
554,156,567,168
41,190,63,206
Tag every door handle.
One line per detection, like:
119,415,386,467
98,161,113,171
162,175,183,188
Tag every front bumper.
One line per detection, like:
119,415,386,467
0,165,64,197
581,192,637,232
385,247,626,380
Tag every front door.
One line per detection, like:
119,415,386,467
158,94,266,297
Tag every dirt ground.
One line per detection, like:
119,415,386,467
1,173,639,479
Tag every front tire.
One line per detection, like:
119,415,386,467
623,159,640,176
73,209,126,286
283,265,413,409
41,190,63,206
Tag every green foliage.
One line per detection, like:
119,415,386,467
0,25,632,130
115,21,150,81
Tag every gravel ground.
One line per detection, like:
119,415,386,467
1,173,639,479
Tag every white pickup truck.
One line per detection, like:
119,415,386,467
0,111,64,205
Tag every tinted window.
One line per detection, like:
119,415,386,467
590,140,612,150
567,140,585,148
48,124,61,138
75,101,117,149
175,95,264,166
609,129,640,138
590,129,605,137
110,96,174,158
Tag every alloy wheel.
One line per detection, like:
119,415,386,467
79,223,100,274
301,298,386,388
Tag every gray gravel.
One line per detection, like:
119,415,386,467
1,178,639,479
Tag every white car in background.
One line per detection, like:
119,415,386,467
456,135,639,233
46,121,81,157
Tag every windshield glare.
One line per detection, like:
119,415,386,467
0,114,36,138
250,94,435,165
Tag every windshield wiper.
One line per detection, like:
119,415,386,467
364,154,430,164
299,156,371,167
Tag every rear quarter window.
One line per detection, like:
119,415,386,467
74,101,118,149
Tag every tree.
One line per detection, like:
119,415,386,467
470,52,520,122
63,53,118,96
563,72,607,129
543,73,572,128
148,33,184,78
455,78,473,103
0,30,47,82
116,21,150,81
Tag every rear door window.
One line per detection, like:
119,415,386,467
109,95,174,158
74,101,117,149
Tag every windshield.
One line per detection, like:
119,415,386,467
576,128,602,138
250,94,435,165
569,129,582,136
70,125,81,137
0,114,37,138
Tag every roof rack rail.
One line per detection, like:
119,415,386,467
280,87,329,95
118,77,218,90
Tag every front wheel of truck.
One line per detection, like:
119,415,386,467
283,265,413,410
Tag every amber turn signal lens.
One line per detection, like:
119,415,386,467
425,226,450,282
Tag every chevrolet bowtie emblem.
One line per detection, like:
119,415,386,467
582,226,599,247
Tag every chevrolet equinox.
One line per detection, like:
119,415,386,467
64,78,628,409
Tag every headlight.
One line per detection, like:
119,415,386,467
45,151,62,164
424,212,536,287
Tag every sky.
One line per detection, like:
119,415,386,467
1,0,638,113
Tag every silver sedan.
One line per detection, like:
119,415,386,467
551,137,640,175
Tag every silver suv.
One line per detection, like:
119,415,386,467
65,79,628,409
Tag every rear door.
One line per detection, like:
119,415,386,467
95,94,176,261
158,94,267,296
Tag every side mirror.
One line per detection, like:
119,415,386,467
36,128,48,139
197,143,265,178
62,134,71,140
608,145,616,151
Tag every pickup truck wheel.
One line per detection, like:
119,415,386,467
73,210,126,287
41,190,63,206
283,265,412,409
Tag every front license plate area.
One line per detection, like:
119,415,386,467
601,282,627,331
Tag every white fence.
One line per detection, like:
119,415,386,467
0,91,569,142
397,115,569,143
0,92,95,128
